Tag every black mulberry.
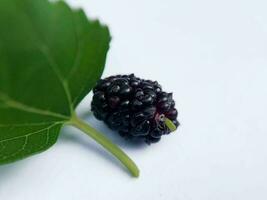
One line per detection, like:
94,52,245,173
91,74,179,144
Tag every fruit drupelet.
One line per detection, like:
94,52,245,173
91,74,179,144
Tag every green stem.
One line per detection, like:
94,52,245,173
164,117,177,132
69,114,139,177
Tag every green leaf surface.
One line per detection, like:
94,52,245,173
0,0,110,164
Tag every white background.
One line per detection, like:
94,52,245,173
1,0,267,199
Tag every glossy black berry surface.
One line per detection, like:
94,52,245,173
91,74,179,144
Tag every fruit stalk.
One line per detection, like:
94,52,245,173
164,117,177,132
69,114,140,177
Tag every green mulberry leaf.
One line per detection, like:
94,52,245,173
0,0,139,177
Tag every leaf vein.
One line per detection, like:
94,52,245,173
14,1,74,114
0,121,65,127
67,11,82,84
0,123,58,143
0,91,69,119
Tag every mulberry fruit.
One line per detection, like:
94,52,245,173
91,74,179,144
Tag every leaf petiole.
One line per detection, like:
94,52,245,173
68,114,140,177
